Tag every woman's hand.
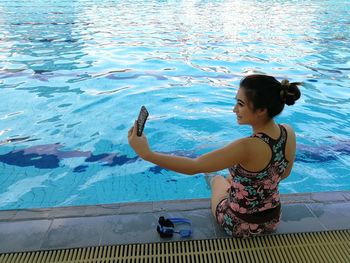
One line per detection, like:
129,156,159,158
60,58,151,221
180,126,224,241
128,121,151,159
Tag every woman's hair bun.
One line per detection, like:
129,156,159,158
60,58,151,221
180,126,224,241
281,80,301,106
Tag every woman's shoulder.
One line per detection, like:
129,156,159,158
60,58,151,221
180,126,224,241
280,123,293,130
280,124,296,138
279,124,296,153
242,136,271,153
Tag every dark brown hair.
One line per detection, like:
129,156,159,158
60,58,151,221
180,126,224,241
240,74,301,118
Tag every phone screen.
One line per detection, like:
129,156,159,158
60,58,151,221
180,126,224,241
136,106,149,136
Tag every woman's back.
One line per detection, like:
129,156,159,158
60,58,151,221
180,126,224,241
228,124,291,214
239,124,296,180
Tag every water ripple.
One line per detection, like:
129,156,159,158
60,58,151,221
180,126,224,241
0,0,349,208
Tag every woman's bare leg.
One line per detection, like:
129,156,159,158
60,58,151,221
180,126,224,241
204,172,216,189
210,175,231,217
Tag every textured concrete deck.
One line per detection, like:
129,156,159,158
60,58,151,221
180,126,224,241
1,191,350,254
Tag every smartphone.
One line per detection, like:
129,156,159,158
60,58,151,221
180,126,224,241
136,106,149,137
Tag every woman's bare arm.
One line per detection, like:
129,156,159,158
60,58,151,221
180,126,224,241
281,124,296,180
144,139,248,175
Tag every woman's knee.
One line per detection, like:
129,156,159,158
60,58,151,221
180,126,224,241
210,176,230,216
211,175,229,189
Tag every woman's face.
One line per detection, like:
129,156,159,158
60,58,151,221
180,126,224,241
232,87,258,125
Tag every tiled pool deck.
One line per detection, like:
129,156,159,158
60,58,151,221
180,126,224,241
0,191,350,254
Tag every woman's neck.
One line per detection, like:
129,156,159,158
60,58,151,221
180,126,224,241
252,119,278,135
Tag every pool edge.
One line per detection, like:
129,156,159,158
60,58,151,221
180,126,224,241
0,190,350,254
1,190,349,221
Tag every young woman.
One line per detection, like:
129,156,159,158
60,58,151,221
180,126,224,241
128,74,301,238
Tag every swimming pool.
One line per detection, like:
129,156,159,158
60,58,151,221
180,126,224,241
0,0,349,210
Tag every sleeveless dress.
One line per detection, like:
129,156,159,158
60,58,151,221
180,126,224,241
215,125,289,238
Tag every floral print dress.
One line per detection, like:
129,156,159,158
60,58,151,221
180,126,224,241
216,125,289,238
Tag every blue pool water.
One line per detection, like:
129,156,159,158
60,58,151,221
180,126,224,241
0,0,349,210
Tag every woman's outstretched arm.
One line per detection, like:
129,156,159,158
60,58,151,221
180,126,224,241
128,121,248,175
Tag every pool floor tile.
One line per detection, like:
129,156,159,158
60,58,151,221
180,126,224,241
118,202,154,214
213,220,228,238
276,204,326,234
100,209,216,245
0,191,349,254
163,209,216,240
306,202,350,230
0,210,17,222
14,208,52,221
0,219,52,253
311,192,347,203
280,193,313,204
47,206,87,219
342,192,350,201
41,216,105,250
84,204,120,217
152,199,209,212
100,213,162,245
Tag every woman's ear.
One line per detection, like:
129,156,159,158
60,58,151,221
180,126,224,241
256,108,268,117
